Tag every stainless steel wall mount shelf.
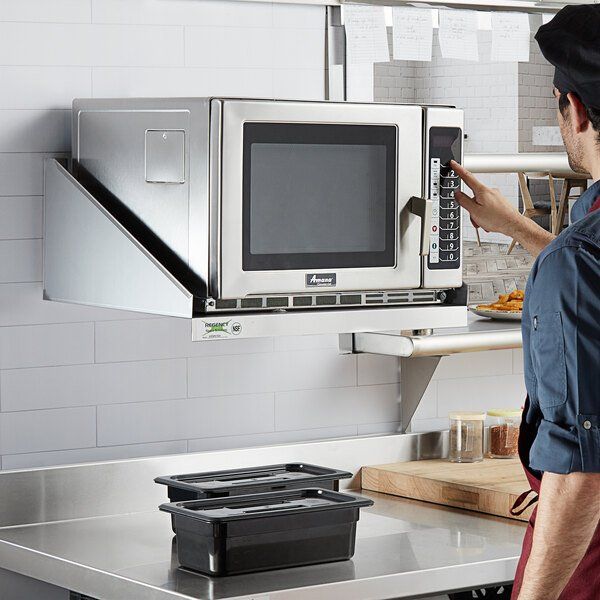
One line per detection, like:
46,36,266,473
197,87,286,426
43,159,468,340
346,315,523,432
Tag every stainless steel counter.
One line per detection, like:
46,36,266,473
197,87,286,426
0,492,524,600
0,434,525,600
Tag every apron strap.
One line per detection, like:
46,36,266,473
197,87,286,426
510,488,539,516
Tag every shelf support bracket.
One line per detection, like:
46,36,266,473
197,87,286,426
400,355,441,433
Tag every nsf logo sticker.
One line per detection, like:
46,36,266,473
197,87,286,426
201,319,242,339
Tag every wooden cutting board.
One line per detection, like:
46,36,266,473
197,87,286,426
362,458,535,522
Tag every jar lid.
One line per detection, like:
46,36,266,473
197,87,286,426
449,411,486,421
487,408,522,418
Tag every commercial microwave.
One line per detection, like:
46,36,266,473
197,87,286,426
70,98,463,314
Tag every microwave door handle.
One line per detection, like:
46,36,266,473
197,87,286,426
409,196,433,256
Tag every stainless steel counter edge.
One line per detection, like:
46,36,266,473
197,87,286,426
0,535,519,600
0,540,192,600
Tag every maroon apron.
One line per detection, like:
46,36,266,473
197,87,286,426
511,398,600,599
511,198,600,599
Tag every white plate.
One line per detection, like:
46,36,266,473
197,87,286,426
468,305,522,321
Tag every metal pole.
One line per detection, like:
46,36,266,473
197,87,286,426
325,6,345,101
464,153,586,178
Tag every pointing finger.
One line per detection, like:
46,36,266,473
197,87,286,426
455,190,476,211
450,160,485,193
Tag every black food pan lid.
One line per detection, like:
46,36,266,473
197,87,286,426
160,488,373,524
155,463,352,494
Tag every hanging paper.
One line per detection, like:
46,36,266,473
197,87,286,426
392,7,434,62
491,12,530,62
438,9,479,62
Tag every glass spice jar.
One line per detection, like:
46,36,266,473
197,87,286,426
486,409,521,459
448,411,486,463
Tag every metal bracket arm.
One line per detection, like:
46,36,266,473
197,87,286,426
401,356,441,433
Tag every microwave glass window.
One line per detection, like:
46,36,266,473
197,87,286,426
242,123,397,271
250,143,386,254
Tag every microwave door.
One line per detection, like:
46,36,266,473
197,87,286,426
217,100,423,299
241,123,396,272
422,107,464,290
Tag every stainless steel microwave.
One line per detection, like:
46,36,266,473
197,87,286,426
72,98,463,313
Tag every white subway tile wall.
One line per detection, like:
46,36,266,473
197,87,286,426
0,0,527,470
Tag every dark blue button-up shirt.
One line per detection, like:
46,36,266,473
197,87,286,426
522,180,600,474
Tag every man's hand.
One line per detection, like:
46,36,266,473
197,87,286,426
450,160,555,257
450,160,521,236
517,472,600,600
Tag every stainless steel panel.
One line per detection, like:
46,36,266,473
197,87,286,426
72,98,212,288
43,159,193,317
217,100,424,299
192,305,467,341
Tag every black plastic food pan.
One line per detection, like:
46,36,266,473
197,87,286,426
160,488,373,576
155,463,353,502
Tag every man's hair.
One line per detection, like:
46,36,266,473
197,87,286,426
558,91,600,141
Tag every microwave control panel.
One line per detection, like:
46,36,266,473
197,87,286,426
428,127,462,270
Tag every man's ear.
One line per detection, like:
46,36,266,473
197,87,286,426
567,92,590,134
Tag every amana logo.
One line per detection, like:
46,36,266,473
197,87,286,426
305,273,337,287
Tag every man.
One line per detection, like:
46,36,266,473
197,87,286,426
450,5,600,599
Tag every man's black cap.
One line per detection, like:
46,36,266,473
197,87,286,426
535,5,600,110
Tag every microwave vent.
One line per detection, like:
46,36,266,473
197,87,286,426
387,293,410,303
365,294,384,304
315,295,337,306
206,290,440,312
215,299,238,310
266,297,289,308
340,294,362,305
241,298,263,309
292,296,313,307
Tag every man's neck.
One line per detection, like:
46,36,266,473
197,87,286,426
588,162,600,180
582,141,600,180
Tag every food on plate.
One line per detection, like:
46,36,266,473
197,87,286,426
476,289,524,313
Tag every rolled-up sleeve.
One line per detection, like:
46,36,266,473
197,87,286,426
527,242,600,474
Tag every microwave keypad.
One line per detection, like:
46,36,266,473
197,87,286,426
439,165,460,263
427,127,462,271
